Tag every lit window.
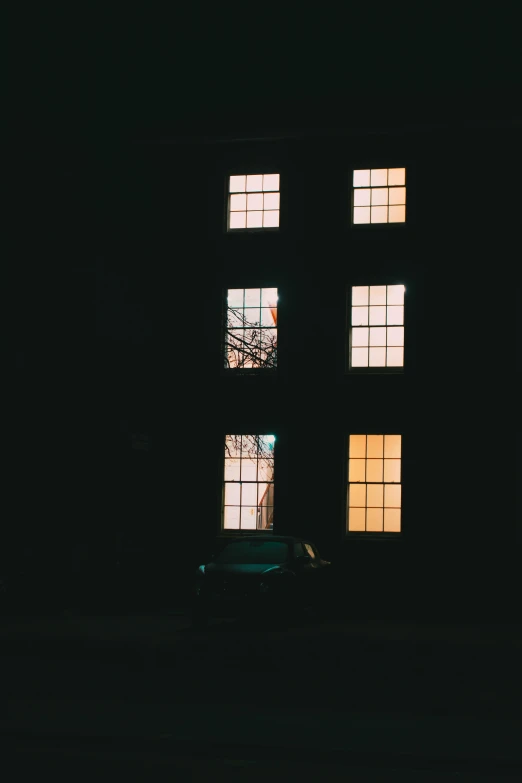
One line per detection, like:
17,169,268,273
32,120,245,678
225,288,278,369
350,284,405,368
353,168,406,224
223,435,275,530
347,435,401,533
228,174,280,230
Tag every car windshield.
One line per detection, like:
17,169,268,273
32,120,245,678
215,541,289,564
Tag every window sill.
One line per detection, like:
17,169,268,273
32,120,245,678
345,532,403,540
346,368,405,375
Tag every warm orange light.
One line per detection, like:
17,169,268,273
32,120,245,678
348,435,402,533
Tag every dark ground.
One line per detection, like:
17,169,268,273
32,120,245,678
1,606,520,781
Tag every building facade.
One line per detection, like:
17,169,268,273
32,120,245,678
13,119,519,618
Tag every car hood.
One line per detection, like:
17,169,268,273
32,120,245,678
205,563,286,577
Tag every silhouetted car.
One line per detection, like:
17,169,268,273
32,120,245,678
192,536,331,627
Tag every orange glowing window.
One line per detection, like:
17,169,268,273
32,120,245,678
350,284,405,368
228,174,280,230
352,168,406,224
224,435,275,531
347,435,402,533
225,288,278,369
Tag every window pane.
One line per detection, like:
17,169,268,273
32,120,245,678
351,347,368,367
263,174,280,191
230,193,246,211
353,207,370,224
387,305,404,325
247,193,263,211
243,309,260,328
386,347,404,366
261,288,278,306
352,286,369,306
247,211,263,228
224,506,240,529
261,308,276,326
244,289,261,307
227,311,243,329
388,168,405,186
369,286,387,305
349,458,366,482
387,285,405,305
224,459,240,481
229,175,245,193
242,483,257,505
369,327,386,346
369,347,386,366
348,507,366,531
387,326,404,346
257,482,270,504
263,210,280,227
366,508,384,531
384,435,401,459
224,483,240,505
384,484,401,507
264,192,280,210
352,307,369,326
354,189,371,206
349,434,367,459
389,205,406,223
367,435,384,458
389,187,406,205
369,306,386,325
370,169,387,186
240,507,257,529
258,460,274,483
352,327,369,347
366,459,383,482
384,459,401,482
225,435,242,457
349,483,366,506
371,206,388,223
384,508,401,532
246,174,263,192
241,459,257,481
229,212,246,229
227,289,244,307
353,169,370,187
371,188,388,206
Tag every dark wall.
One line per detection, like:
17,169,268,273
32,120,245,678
12,124,519,618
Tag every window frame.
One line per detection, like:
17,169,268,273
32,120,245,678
349,164,409,230
225,170,282,234
346,281,407,374
345,432,404,538
221,433,276,535
221,285,279,375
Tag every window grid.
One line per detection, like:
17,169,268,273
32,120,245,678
228,174,280,229
225,288,278,370
347,435,402,533
350,284,405,368
353,168,406,224
223,435,275,531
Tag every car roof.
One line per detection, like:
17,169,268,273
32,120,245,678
223,536,310,545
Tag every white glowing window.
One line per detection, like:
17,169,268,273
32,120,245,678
347,435,401,533
224,435,275,530
353,168,406,224
225,288,278,369
228,174,280,230
350,285,405,368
